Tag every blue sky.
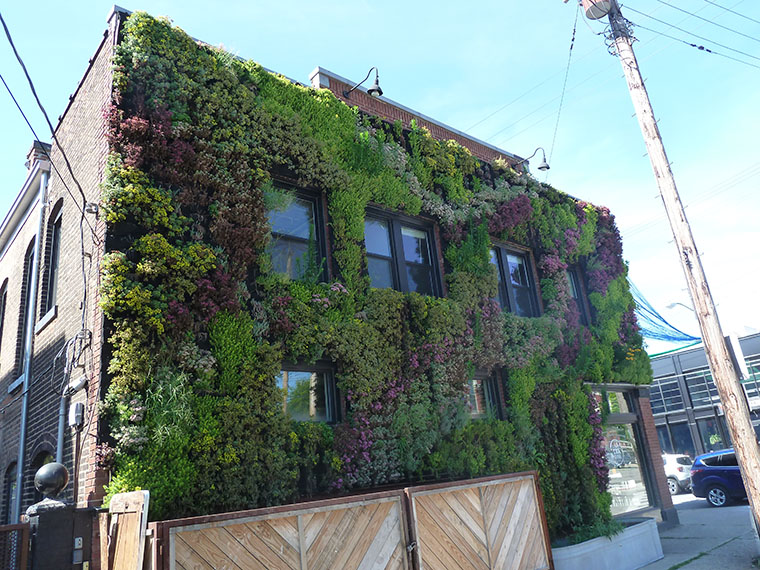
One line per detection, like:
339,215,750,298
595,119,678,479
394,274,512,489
1,0,758,353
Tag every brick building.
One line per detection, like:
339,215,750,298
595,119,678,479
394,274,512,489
0,6,675,547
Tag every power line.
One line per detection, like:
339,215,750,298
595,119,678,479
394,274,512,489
0,70,99,231
702,0,760,26
0,10,99,241
656,0,760,44
633,21,760,70
547,5,579,166
624,5,760,62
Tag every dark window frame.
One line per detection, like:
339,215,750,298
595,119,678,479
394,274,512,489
0,279,7,360
469,370,503,420
276,362,340,424
42,203,63,316
490,242,541,317
16,241,36,376
267,185,328,282
566,266,589,326
3,462,16,525
364,207,442,297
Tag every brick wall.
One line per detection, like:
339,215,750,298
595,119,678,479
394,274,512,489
313,71,522,167
636,388,677,517
0,9,117,524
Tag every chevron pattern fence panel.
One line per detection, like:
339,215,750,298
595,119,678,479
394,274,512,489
409,474,551,570
167,493,408,570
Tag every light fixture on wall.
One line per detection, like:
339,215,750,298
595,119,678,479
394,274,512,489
515,147,550,172
343,67,383,99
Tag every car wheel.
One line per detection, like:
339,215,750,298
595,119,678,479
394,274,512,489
667,477,679,496
706,485,729,507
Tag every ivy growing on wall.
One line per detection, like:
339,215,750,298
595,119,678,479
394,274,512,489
99,12,651,537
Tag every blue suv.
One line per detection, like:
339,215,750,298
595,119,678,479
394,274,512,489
690,449,746,507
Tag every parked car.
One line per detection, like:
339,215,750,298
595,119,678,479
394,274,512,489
690,449,746,507
662,453,692,495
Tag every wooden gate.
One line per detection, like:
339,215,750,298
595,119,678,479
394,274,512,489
0,523,29,570
103,490,150,570
152,491,410,570
407,474,552,570
149,472,552,570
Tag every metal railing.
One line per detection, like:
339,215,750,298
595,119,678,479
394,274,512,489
0,523,30,570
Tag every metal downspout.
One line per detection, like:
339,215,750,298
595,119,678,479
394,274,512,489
11,168,49,522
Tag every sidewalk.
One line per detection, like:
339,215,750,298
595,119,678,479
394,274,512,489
642,494,759,570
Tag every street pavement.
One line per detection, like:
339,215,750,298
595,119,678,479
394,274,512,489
642,492,760,569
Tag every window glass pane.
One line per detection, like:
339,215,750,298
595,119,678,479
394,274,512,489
696,417,724,452
603,424,650,515
489,249,508,309
507,253,530,287
365,219,392,257
722,453,738,466
405,264,434,296
367,257,395,289
685,369,719,408
507,252,535,317
512,288,534,317
401,226,431,265
669,422,696,457
469,378,487,418
657,425,673,454
46,218,61,311
269,239,309,279
276,371,329,422
268,197,314,239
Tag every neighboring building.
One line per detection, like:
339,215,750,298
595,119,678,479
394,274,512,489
650,333,760,458
0,7,675,545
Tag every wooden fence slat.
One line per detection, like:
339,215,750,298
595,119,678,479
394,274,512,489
416,495,489,567
157,472,550,570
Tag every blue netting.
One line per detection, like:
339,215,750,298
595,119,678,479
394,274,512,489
628,280,701,343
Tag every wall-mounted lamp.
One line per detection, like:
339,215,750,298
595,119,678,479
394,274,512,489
515,147,550,172
343,67,383,99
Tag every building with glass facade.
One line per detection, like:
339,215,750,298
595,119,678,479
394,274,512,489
650,333,760,459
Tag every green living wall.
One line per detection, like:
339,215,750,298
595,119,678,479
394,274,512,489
99,12,651,539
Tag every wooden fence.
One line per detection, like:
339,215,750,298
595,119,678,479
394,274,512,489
146,472,552,570
0,523,29,570
409,474,551,570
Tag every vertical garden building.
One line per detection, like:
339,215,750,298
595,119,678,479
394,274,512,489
0,7,676,540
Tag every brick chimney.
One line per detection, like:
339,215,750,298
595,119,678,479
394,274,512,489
25,140,51,170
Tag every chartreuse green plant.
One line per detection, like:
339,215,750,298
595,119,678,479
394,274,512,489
99,11,652,540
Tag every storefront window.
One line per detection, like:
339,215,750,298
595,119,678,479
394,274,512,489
696,417,724,452
657,425,673,454
603,424,650,516
668,422,696,458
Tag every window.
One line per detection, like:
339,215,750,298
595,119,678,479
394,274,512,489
42,205,62,315
276,366,339,423
267,191,324,280
649,375,685,414
468,373,501,419
489,246,539,317
0,280,7,359
30,452,54,504
16,241,36,376
364,215,439,295
4,463,16,524
566,267,589,325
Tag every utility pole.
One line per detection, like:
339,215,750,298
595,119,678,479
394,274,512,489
579,0,760,529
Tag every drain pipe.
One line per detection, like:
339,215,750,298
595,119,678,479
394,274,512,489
11,166,49,523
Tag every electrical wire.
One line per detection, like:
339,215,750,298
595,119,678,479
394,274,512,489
0,71,97,233
702,0,760,26
655,0,760,44
632,22,760,70
1,10,100,337
624,5,760,62
547,5,579,167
